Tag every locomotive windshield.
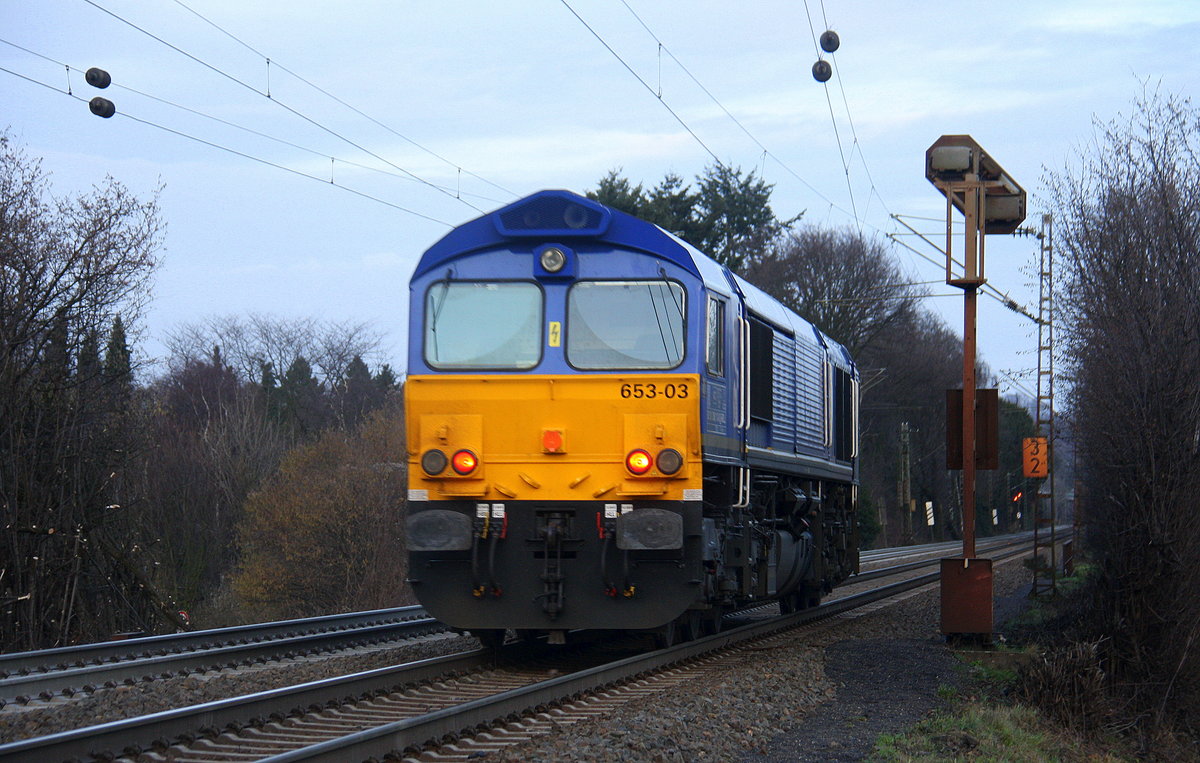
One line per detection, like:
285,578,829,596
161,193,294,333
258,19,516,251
567,280,685,369
424,281,542,369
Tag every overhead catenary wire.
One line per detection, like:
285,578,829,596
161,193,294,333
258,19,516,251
608,0,905,247
886,217,1042,325
78,0,486,213
816,0,890,225
802,0,858,231
0,63,455,226
557,0,725,170
578,2,1038,382
614,0,841,212
0,39,507,206
168,0,518,202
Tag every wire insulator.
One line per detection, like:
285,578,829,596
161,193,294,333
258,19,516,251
89,97,116,118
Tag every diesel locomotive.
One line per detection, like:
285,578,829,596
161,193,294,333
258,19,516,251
405,190,859,647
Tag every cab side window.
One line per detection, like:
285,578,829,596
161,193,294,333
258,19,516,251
706,296,725,376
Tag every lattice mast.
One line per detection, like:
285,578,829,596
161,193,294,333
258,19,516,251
1031,213,1057,599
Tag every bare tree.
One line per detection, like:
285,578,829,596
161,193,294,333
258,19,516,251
1045,85,1200,747
1,133,167,649
744,226,922,357
166,314,384,388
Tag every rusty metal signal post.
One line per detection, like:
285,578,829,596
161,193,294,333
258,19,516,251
925,135,1026,639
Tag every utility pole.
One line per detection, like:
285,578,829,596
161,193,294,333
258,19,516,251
899,422,914,544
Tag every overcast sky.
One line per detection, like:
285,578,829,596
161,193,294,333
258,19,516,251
3,0,1198,395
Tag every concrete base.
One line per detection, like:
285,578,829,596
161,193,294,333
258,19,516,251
940,557,993,637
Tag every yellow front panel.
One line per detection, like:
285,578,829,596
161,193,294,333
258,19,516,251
406,374,701,501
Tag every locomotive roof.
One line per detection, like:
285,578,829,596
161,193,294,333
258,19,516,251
413,190,709,279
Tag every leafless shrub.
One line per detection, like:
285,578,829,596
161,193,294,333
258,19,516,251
1018,638,1112,735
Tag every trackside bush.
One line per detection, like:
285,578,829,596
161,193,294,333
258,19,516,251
233,401,412,620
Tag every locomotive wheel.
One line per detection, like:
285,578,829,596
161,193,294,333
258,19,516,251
472,629,506,649
797,581,822,610
678,611,703,642
651,620,677,649
778,592,802,615
700,608,723,636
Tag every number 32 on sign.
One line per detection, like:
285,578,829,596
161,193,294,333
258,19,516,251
1023,437,1049,478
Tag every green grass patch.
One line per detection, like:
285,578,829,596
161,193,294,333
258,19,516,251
870,702,1129,762
871,653,1133,762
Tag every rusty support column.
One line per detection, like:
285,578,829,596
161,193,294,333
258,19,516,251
962,285,977,559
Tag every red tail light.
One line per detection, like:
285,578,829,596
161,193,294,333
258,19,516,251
626,449,653,475
451,449,479,475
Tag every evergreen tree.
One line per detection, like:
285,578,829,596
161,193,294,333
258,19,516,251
373,364,399,395
278,356,326,439
336,354,378,431
102,316,132,389
694,163,797,273
586,169,645,216
77,329,102,386
643,172,702,244
1,133,164,649
587,163,798,272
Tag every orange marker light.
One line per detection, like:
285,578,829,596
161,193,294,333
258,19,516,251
451,449,479,475
626,449,653,475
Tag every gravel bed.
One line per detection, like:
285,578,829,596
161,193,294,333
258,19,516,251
484,556,1034,763
0,631,477,745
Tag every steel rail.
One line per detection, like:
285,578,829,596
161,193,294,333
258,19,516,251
0,608,439,703
0,605,426,677
0,649,496,762
858,530,1035,562
850,533,1032,584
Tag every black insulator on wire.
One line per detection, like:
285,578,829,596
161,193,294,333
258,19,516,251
820,30,840,53
89,97,116,118
85,67,112,88
812,60,832,83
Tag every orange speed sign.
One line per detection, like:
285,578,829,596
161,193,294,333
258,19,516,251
1022,437,1049,478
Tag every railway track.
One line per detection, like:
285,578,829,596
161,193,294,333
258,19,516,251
0,533,1026,709
0,532,1046,762
0,606,441,706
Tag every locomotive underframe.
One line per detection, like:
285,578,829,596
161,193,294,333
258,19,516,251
406,461,857,641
